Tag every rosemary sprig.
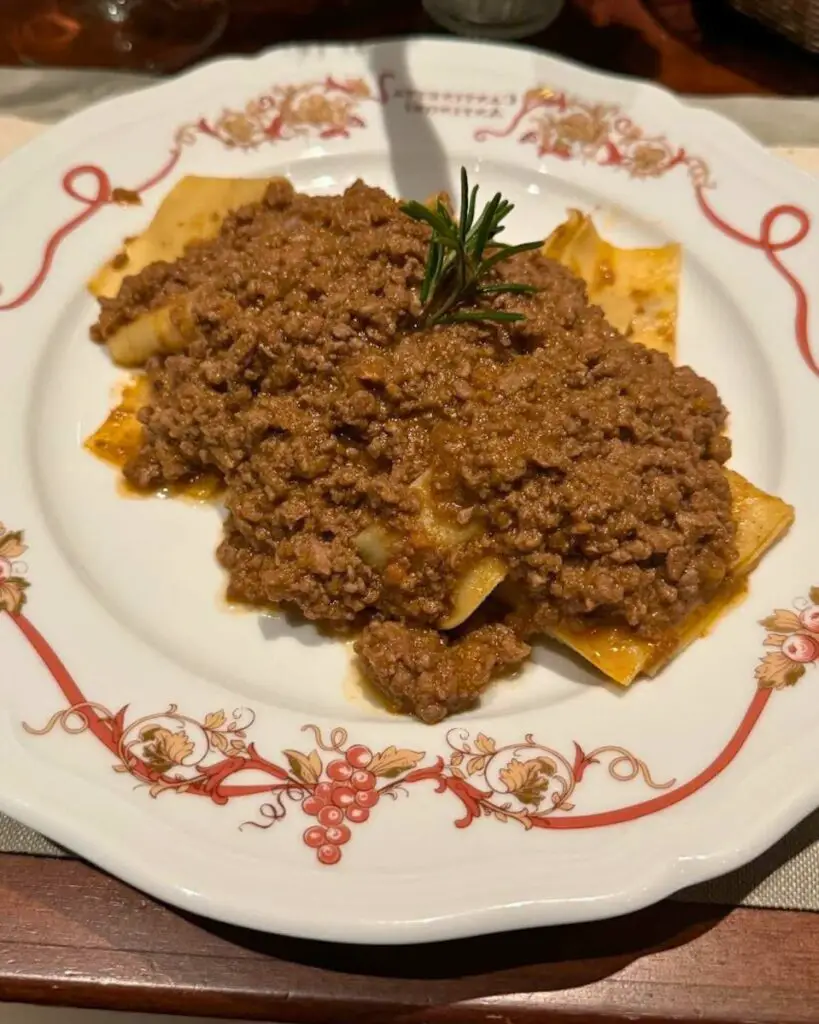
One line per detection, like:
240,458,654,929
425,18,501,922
400,167,543,328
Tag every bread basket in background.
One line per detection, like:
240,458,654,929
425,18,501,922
729,0,819,51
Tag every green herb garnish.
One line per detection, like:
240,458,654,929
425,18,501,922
400,167,543,328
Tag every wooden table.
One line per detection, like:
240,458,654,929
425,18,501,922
2,854,818,1022
1,2,819,1021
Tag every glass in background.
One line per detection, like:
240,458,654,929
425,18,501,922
423,0,566,37
10,0,229,72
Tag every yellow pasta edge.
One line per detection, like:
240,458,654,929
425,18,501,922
543,213,793,684
89,175,285,300
546,471,794,686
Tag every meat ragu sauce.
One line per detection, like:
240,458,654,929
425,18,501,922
93,180,736,723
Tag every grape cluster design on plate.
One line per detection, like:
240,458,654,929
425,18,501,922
756,587,819,689
301,745,379,865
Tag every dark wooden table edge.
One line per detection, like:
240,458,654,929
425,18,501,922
1,854,818,1023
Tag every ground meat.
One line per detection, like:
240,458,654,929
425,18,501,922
94,179,737,721
355,621,531,723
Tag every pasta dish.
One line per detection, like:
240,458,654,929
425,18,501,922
85,172,793,722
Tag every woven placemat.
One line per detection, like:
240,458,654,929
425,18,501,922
3,105,819,912
0,816,63,857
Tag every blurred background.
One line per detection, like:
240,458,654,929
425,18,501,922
1,0,819,95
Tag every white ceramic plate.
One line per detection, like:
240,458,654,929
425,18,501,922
1,38,817,944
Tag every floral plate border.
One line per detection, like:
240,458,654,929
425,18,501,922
2,517,813,868
1,521,814,865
